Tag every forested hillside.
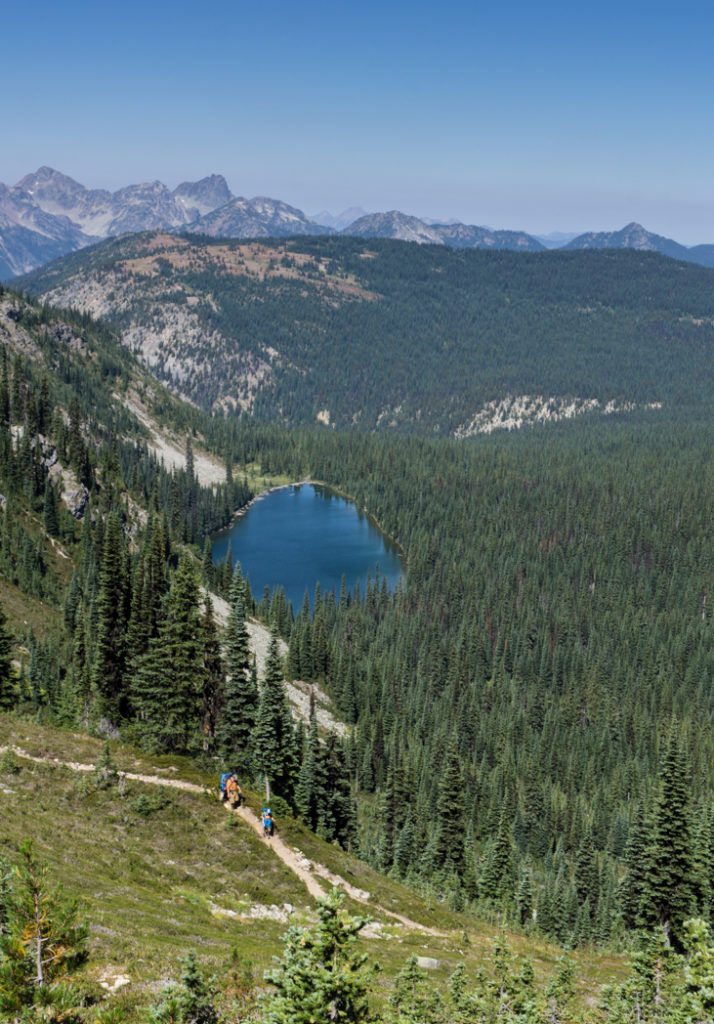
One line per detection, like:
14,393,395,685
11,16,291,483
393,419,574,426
0,283,356,837
5,261,714,1020
4,274,714,956
198,412,714,953
18,234,714,433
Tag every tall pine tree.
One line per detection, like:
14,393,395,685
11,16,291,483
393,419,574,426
253,628,297,803
639,729,693,947
92,511,129,723
216,584,257,773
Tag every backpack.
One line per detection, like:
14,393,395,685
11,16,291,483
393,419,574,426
220,772,232,793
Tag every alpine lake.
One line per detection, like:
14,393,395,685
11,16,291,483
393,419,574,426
210,482,404,610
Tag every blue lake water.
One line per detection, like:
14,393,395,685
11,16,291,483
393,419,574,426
211,483,404,610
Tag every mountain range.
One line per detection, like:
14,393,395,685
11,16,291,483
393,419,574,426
0,167,329,278
3,166,714,278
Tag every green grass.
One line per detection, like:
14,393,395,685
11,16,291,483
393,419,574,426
0,715,628,1019
0,578,63,638
238,462,295,495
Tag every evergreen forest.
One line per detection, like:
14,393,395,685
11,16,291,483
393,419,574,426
18,234,714,432
4,238,714,1020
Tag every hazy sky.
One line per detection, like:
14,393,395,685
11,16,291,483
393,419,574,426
4,0,714,244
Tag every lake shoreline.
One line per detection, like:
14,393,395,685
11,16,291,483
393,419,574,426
211,479,406,603
308,480,407,564
216,476,406,564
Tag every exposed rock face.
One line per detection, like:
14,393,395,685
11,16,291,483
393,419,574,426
13,167,226,237
63,483,90,519
1,167,549,279
0,177,98,277
173,174,233,218
6,166,714,281
343,211,545,251
193,196,332,239
436,222,544,251
39,437,58,472
0,168,234,277
454,394,663,436
15,166,113,235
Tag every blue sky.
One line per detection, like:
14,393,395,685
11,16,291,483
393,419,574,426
3,0,714,244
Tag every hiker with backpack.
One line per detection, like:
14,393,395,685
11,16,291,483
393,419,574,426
226,772,242,808
220,769,242,806
262,807,273,838
220,770,234,803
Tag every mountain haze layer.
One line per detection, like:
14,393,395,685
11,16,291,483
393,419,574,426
5,167,714,280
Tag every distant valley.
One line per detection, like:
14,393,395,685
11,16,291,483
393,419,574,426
4,166,714,279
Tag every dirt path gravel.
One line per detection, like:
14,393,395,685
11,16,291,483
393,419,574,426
3,746,446,936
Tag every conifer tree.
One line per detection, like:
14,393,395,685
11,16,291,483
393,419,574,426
201,597,224,755
0,841,88,1016
201,536,215,590
216,584,257,772
252,627,297,802
393,812,416,879
682,918,714,1023
543,956,576,1024
432,743,466,876
639,730,693,947
0,856,12,934
0,349,9,429
322,733,358,849
42,478,59,538
389,954,443,1024
619,804,645,930
515,859,534,928
690,807,713,922
296,711,328,831
264,888,377,1024
480,805,516,906
92,511,129,722
63,571,82,636
0,599,15,711
574,825,599,921
148,950,219,1024
133,553,204,752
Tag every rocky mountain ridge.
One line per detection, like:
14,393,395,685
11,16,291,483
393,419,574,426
344,210,546,251
4,166,714,279
563,221,714,268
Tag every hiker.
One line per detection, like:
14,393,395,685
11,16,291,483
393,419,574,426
262,807,273,838
220,770,234,803
226,772,242,808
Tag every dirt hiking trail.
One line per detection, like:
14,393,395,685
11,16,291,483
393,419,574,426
2,745,445,937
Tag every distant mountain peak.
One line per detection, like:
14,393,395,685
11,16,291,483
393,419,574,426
563,222,690,260
17,165,74,185
173,175,233,219
344,210,545,252
312,207,370,230
191,195,332,239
